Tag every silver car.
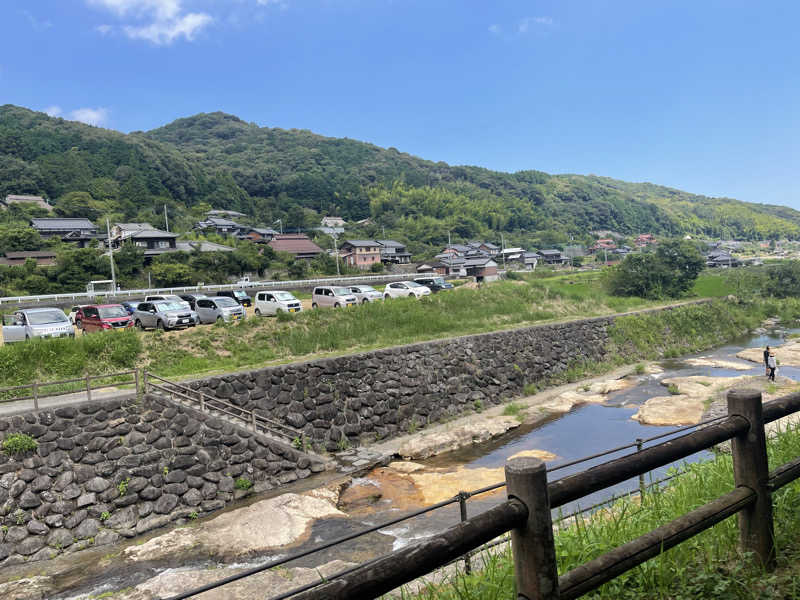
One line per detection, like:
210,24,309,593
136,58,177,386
133,301,198,331
2,308,75,343
311,286,357,308
195,297,246,324
349,285,383,304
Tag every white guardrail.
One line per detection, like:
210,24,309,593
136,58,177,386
0,273,423,306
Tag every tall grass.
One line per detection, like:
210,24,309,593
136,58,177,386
407,423,800,600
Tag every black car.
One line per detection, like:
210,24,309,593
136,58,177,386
180,294,209,311
413,276,454,293
217,290,252,307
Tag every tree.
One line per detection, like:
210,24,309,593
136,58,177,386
114,241,145,280
54,191,98,219
370,261,385,273
0,226,41,252
654,240,705,297
287,259,308,279
150,262,193,287
311,252,338,275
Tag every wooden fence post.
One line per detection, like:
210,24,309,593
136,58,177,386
134,369,141,398
505,457,560,600
85,374,92,402
142,371,148,396
727,388,775,569
32,382,39,412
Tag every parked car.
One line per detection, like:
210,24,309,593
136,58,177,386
349,285,383,304
145,294,191,310
311,286,357,308
68,305,88,327
179,294,209,311
120,301,139,315
2,308,75,343
195,297,247,324
217,290,252,307
255,291,303,315
414,276,454,293
133,301,198,331
384,281,432,299
80,304,134,333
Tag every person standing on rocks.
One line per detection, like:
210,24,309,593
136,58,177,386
768,351,777,382
764,346,771,376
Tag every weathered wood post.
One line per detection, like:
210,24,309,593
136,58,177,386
85,374,92,402
142,371,148,395
727,388,775,569
459,491,472,574
505,457,560,600
134,369,141,399
32,382,39,412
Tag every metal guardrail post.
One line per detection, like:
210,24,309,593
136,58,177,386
85,374,92,402
505,457,559,600
458,492,471,574
32,382,39,412
636,438,645,499
727,389,775,570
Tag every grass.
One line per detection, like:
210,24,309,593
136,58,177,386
405,422,800,600
501,402,525,422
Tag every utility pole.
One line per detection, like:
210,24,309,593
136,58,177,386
333,233,341,276
382,225,386,239
274,219,283,234
147,271,151,289
106,218,116,291
164,204,169,232
500,232,507,270
448,230,452,248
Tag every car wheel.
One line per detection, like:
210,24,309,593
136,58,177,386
334,302,341,308
255,308,261,316
135,320,144,330
217,316,223,323
158,320,167,331
75,319,82,330
312,303,318,309
362,299,368,304
384,294,391,299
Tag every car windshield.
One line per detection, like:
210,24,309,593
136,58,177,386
274,292,296,301
358,286,377,293
98,306,128,319
406,281,424,288
334,287,352,296
27,310,69,325
155,302,184,311
233,291,248,298
215,297,239,308
163,295,184,302
432,278,446,285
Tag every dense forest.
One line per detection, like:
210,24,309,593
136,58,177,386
2,103,800,253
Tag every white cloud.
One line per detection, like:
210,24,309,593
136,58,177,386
69,107,110,127
44,106,62,117
87,0,212,45
20,10,53,31
488,24,501,35
518,16,554,34
95,24,113,35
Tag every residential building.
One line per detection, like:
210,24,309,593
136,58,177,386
464,256,499,282
321,216,346,228
31,218,98,239
588,239,617,254
111,223,178,257
536,249,570,265
467,241,500,256
0,250,58,267
175,241,235,253
268,234,324,260
3,195,53,212
427,254,467,276
239,227,279,243
340,240,382,269
194,217,244,236
706,250,739,268
61,230,106,248
635,234,656,248
376,239,412,264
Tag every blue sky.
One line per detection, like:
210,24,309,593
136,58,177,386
1,1,798,208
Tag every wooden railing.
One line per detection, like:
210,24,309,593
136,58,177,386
0,370,139,410
281,388,799,599
142,371,304,444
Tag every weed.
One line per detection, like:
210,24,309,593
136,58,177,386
117,477,130,496
580,384,591,392
501,403,525,422
634,363,646,375
667,384,680,395
1,525,7,534
337,437,350,451
189,511,199,520
14,510,25,525
408,419,419,434
473,399,483,413
234,477,253,490
162,466,169,476
523,383,539,396
2,433,37,455
100,511,110,522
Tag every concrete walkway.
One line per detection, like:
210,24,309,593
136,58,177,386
0,387,135,417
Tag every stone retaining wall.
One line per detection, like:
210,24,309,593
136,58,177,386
0,394,323,566
188,316,615,451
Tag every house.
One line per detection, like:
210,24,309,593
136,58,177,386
429,254,467,276
536,249,570,265
635,234,656,248
464,256,499,282
0,250,58,267
239,227,279,243
467,241,500,256
206,209,246,218
522,252,539,270
589,239,617,254
339,240,382,269
3,195,53,212
268,234,324,260
111,223,178,256
31,218,98,239
500,247,525,261
321,216,346,228
175,241,235,253
706,250,739,268
194,217,244,236
376,240,412,264
61,229,106,248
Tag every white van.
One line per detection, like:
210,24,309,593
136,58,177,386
255,291,303,315
311,286,357,308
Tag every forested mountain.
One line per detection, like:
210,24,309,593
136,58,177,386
1,103,798,247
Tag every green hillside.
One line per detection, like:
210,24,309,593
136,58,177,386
1,104,798,247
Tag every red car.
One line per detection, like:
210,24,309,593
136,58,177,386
80,304,134,333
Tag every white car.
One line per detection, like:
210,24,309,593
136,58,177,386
349,285,383,304
145,294,191,310
68,305,87,326
255,291,303,316
384,281,432,299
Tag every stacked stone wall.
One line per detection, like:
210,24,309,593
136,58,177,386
0,394,323,565
189,316,614,451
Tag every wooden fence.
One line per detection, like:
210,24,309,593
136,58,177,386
285,388,800,599
0,369,139,410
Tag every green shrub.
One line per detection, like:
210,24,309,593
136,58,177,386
2,433,37,455
667,383,680,395
234,477,253,490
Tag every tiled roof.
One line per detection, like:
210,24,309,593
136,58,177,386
376,240,405,248
5,251,57,259
343,240,380,247
126,229,178,239
116,222,155,231
31,218,97,231
268,235,323,254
